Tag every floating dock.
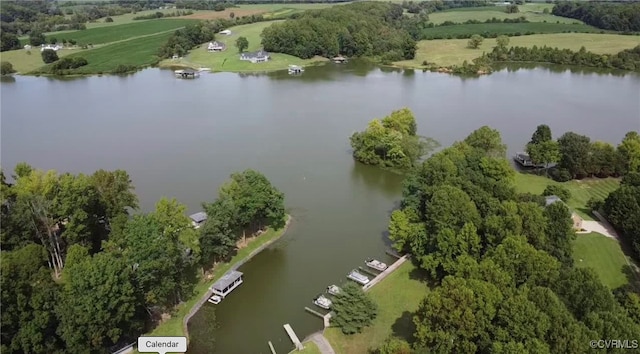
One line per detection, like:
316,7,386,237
305,306,326,318
268,341,277,354
363,255,408,292
284,323,304,351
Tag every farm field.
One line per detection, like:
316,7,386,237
162,21,327,72
573,232,630,289
430,4,580,24
324,262,429,354
85,8,186,28
41,31,175,74
395,33,640,67
36,19,195,45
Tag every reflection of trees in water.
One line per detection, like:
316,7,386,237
496,63,630,77
187,305,218,354
0,76,16,83
350,161,403,198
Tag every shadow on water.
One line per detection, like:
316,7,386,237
349,161,405,199
187,305,218,354
263,59,380,81
495,62,637,77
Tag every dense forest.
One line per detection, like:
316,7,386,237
552,1,640,32
261,2,418,61
487,44,640,72
384,126,640,353
349,108,438,171
0,165,285,353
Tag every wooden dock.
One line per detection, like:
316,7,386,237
305,306,325,318
284,323,304,351
268,341,277,354
385,250,401,259
363,255,408,292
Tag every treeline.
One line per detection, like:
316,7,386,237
133,10,194,20
434,16,529,27
603,172,640,261
349,108,438,171
523,125,640,181
552,1,640,32
381,126,640,353
488,44,640,72
400,0,492,15
261,2,418,61
0,164,285,354
421,22,601,40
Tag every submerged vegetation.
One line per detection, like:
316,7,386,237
350,108,438,171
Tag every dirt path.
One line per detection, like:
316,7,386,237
308,332,336,354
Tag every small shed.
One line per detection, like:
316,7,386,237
210,270,244,298
189,211,207,228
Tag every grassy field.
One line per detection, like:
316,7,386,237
161,21,327,72
430,4,581,25
573,232,629,289
324,262,429,354
34,19,195,46
514,172,620,220
395,33,640,67
134,217,290,353
294,341,322,354
421,22,602,39
0,47,90,74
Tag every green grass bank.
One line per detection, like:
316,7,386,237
573,232,629,289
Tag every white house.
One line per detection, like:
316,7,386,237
41,44,62,52
207,41,225,52
239,50,270,63
219,29,231,35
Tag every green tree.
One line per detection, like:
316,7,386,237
467,34,483,49
505,4,519,13
1,32,21,51
496,35,509,48
374,336,412,354
529,125,553,145
542,184,571,202
603,181,640,259
487,236,560,287
105,16,113,22
543,201,576,266
464,126,507,158
618,131,640,174
29,31,46,46
589,141,619,177
331,283,377,334
41,49,59,64
492,287,551,345
1,61,16,75
200,195,239,264
235,36,249,53
229,11,235,19
557,131,592,179
552,267,616,320
57,248,143,352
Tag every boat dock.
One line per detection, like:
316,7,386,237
363,255,408,292
284,323,304,351
358,266,378,276
268,341,277,354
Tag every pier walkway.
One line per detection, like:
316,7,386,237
363,255,408,292
284,324,304,351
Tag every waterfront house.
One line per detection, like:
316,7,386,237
544,195,584,230
207,41,225,52
210,270,243,298
239,50,270,63
189,211,207,228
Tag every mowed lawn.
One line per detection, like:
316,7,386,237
396,33,640,67
294,341,322,354
421,22,601,39
573,232,629,289
514,172,620,220
324,262,429,354
165,21,327,72
0,47,89,73
40,19,195,45
53,31,174,74
430,4,581,24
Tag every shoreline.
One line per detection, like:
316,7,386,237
183,214,292,339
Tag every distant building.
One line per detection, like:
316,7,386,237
23,44,32,50
189,212,207,229
207,41,225,52
219,29,232,35
240,50,270,63
41,44,62,52
544,195,584,230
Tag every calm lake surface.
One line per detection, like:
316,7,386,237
2,63,639,354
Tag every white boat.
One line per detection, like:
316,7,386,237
347,269,370,285
327,285,341,296
208,295,222,304
314,294,332,309
365,258,387,271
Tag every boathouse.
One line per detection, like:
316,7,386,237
174,69,199,79
189,212,207,229
239,50,270,63
545,195,584,230
332,56,347,63
210,270,244,298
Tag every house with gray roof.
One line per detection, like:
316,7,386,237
239,49,270,63
210,270,244,298
189,212,207,229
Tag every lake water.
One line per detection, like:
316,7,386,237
1,63,639,354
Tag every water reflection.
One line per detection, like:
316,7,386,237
350,161,404,199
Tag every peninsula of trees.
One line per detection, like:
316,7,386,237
385,126,640,352
349,108,437,171
261,2,419,62
0,164,286,354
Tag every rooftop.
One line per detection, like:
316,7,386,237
211,270,243,291
241,50,269,59
189,212,207,223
